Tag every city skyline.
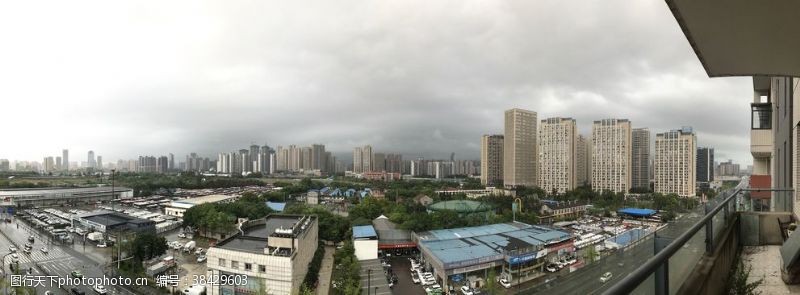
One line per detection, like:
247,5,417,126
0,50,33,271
0,1,751,165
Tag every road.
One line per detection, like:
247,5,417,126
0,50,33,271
0,218,139,295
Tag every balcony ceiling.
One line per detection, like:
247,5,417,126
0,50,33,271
666,0,800,77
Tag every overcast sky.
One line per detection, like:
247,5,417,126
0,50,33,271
0,0,752,165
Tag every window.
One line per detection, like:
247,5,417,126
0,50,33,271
218,258,226,267
231,261,239,269
751,103,772,129
259,265,266,273
245,263,252,271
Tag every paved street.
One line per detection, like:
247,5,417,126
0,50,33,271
317,245,334,295
0,217,139,295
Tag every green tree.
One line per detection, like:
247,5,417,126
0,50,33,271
485,267,502,295
131,232,168,262
584,246,598,264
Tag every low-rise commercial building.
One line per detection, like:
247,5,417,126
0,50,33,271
76,210,156,234
413,222,572,291
164,194,237,217
353,225,378,261
205,214,318,295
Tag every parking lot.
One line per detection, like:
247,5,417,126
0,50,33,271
387,257,425,295
359,259,393,295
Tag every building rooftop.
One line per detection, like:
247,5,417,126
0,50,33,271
265,202,286,212
372,216,412,243
427,200,493,213
353,225,377,239
78,210,154,229
416,222,572,268
0,186,133,196
169,194,236,209
216,214,314,254
617,208,657,217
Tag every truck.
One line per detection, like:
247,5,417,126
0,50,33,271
87,232,104,243
145,256,176,277
183,241,196,252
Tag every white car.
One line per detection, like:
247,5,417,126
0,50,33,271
194,248,204,255
411,273,420,284
97,242,107,248
461,286,474,295
40,247,48,254
94,285,108,294
178,233,186,238
197,255,207,263
600,272,613,283
499,278,512,288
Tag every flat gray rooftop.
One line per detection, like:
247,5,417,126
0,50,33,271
217,215,306,253
0,187,132,196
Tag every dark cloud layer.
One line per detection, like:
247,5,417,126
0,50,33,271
0,0,752,165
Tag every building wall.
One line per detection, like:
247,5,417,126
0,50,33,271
504,108,538,188
538,118,577,194
576,135,590,186
654,128,697,197
481,135,504,186
631,128,651,190
591,119,632,193
205,218,317,295
772,77,794,212
697,147,715,183
354,239,378,260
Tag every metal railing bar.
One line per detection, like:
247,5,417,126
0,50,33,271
602,187,793,294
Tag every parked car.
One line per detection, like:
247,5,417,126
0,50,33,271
93,285,108,294
194,248,204,255
546,264,558,273
411,272,420,284
70,270,83,278
70,288,85,295
600,272,613,283
40,247,48,254
196,255,207,263
178,233,186,238
498,278,511,288
9,246,16,253
460,286,474,295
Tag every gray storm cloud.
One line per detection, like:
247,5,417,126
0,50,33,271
0,0,752,165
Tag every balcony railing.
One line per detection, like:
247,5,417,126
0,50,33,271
602,187,794,295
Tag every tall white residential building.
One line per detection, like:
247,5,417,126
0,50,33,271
576,135,591,186
87,150,95,169
654,127,697,197
538,118,577,194
42,157,55,173
481,135,504,186
631,128,651,190
591,119,632,193
504,108,538,188
352,145,374,173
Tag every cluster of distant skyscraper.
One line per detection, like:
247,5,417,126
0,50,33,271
480,108,717,197
348,145,477,179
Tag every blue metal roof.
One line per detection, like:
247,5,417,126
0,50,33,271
353,225,377,239
266,202,286,212
617,208,657,217
417,223,573,269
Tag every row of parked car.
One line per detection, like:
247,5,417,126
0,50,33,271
409,258,444,294
545,255,578,273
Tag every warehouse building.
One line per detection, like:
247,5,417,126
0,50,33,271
413,222,572,291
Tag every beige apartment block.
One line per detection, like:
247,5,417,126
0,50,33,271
504,108,538,188
538,117,577,194
591,119,632,193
